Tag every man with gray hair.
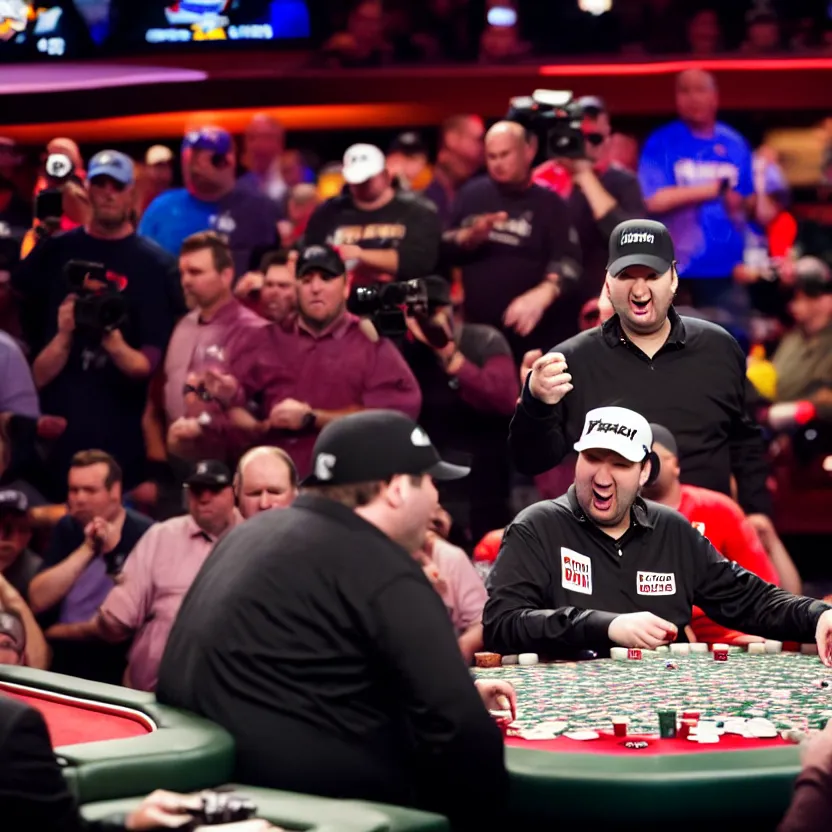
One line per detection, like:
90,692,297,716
234,446,298,519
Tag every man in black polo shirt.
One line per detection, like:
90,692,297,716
486,406,832,660
510,218,771,518
157,410,512,830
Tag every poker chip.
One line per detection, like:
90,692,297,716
620,740,650,749
474,652,502,668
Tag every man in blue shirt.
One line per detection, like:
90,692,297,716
639,69,754,310
139,127,282,276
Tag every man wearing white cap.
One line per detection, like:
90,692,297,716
484,405,832,663
302,143,441,286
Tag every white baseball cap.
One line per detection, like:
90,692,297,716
342,143,386,185
573,406,653,463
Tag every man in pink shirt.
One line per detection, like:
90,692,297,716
52,460,241,691
181,244,422,478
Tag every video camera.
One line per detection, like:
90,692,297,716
350,278,429,339
64,260,128,338
506,89,587,160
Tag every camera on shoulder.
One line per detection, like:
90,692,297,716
507,89,586,160
349,278,429,339
64,260,129,338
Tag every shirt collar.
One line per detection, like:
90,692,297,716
197,297,238,326
566,484,655,530
601,306,686,351
186,509,242,542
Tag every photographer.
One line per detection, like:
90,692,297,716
13,151,183,502
533,96,646,308
28,450,153,684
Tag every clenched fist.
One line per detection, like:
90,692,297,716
527,351,573,405
608,612,678,650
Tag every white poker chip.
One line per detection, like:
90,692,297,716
564,730,599,741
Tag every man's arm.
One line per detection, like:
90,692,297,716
692,532,830,642
101,330,152,380
482,520,616,654
369,574,509,827
391,203,442,280
29,540,96,615
0,340,40,418
452,353,518,415
360,339,423,419
576,167,647,240
32,331,72,389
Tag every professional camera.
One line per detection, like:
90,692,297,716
64,260,128,338
507,89,586,160
350,278,428,338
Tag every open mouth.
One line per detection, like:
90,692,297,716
630,297,651,317
592,488,613,512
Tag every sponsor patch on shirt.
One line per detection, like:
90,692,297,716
561,547,592,595
692,522,706,536
637,571,676,596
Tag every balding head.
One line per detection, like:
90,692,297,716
235,446,298,519
485,121,535,186
244,113,285,174
675,69,718,129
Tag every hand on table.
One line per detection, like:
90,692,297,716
608,612,678,650
475,678,517,721
527,351,572,405
814,610,832,667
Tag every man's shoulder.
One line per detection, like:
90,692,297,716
679,314,741,351
603,165,640,187
714,122,751,151
643,120,687,148
146,188,190,213
128,233,178,268
124,508,155,535
456,174,494,201
644,497,705,531
550,326,606,358
512,497,572,532
393,188,438,215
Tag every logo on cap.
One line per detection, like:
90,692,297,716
314,453,336,481
586,419,637,441
304,245,328,259
197,462,208,475
620,231,655,245
410,427,431,447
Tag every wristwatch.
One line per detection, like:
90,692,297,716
301,410,317,432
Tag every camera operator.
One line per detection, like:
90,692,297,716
533,96,647,310
302,143,441,286
443,120,582,363
400,276,518,546
12,151,183,502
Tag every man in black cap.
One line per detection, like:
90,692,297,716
0,489,42,598
158,410,513,830
510,218,771,518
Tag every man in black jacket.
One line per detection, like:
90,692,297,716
486,405,832,661
510,218,771,518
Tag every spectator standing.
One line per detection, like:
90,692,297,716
13,151,183,501
401,276,518,545
234,249,298,324
238,114,288,205
138,127,283,277
53,461,241,692
444,120,582,362
639,70,756,310
302,143,441,287
136,145,174,217
28,450,152,683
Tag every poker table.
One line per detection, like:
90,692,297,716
476,648,828,831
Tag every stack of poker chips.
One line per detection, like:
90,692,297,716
712,643,729,662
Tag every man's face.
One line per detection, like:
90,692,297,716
147,162,173,189
179,248,230,311
260,264,297,323
582,111,611,164
605,264,677,335
238,454,296,520
788,292,832,337
244,122,283,171
187,484,235,536
575,449,646,530
640,443,679,501
676,71,718,127
0,513,31,572
67,463,120,526
392,473,439,554
349,171,390,205
486,132,531,186
297,269,348,330
88,176,133,229
445,116,485,179
0,635,21,666
185,148,235,200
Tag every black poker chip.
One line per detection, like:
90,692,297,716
620,740,651,749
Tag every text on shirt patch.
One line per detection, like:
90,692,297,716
673,159,739,187
637,571,676,595
587,419,636,440
561,547,592,595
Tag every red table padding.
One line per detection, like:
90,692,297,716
506,729,787,755
2,687,154,747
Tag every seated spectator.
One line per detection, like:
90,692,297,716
741,7,783,54
685,7,723,55
771,259,832,404
417,512,487,665
234,249,298,324
138,127,282,277
235,447,298,520
643,423,802,646
0,571,49,669
54,461,240,691
174,244,422,478
28,450,152,683
303,143,441,287
477,21,531,65
320,0,394,68
386,132,432,191
0,489,42,598
0,330,38,420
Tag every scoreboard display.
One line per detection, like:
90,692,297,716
0,0,310,59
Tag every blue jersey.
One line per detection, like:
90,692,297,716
138,189,216,258
638,120,753,278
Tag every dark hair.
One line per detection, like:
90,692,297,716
260,249,293,273
180,230,234,273
69,450,122,488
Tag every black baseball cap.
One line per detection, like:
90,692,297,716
649,423,678,458
296,244,345,279
302,410,470,487
186,460,232,489
578,95,606,115
0,489,28,514
388,131,428,157
607,219,676,277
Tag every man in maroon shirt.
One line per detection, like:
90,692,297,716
179,244,422,477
